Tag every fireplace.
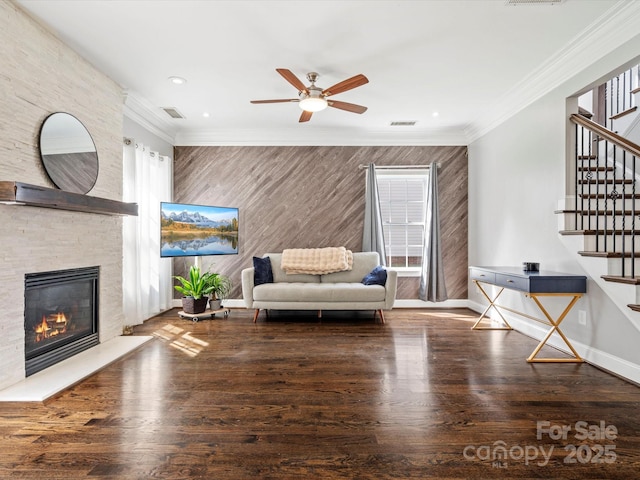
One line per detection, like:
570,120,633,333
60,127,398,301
24,266,99,376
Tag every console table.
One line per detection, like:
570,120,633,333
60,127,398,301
469,266,587,363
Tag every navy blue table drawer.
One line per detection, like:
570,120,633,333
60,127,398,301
495,273,529,292
469,268,495,284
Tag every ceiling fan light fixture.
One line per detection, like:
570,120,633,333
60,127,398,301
299,96,328,112
252,69,368,121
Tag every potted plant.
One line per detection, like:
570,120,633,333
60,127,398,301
173,265,214,314
206,272,232,310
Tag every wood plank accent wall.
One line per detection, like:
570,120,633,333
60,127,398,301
173,146,468,300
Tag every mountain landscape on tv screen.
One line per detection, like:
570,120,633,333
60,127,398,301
160,205,238,257
162,210,235,230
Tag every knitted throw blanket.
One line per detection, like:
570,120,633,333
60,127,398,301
281,247,353,275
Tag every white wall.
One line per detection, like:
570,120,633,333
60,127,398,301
468,35,640,383
123,116,174,159
0,2,125,390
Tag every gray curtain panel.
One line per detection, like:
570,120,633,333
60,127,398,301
362,163,387,266
419,162,448,302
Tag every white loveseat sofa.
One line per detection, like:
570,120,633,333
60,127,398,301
241,251,397,323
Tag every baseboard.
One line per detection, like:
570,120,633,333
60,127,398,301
220,299,245,308
172,298,245,309
392,299,471,308
175,299,473,310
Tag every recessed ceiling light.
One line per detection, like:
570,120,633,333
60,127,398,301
202,112,210,118
432,111,440,118
168,76,187,85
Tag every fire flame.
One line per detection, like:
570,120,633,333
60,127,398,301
34,316,50,334
33,312,68,342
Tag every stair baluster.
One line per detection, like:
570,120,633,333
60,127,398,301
564,66,640,312
633,154,637,279
568,114,640,285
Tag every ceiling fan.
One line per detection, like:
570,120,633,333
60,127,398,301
250,68,369,123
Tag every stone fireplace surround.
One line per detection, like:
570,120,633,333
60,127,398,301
0,192,131,394
0,205,153,402
0,0,155,398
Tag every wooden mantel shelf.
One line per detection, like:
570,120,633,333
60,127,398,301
0,181,137,216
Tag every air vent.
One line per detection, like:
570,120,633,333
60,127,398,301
505,0,564,5
162,107,185,119
390,121,417,126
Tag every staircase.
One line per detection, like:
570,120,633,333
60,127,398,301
558,65,640,316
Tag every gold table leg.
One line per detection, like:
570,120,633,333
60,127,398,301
526,293,584,363
471,281,513,330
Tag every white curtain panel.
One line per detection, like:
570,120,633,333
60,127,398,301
122,139,173,325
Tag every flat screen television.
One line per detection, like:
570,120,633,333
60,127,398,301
160,202,239,257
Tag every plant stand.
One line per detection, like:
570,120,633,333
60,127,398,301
178,307,230,322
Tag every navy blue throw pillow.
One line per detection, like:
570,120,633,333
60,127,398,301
362,265,387,286
253,256,273,286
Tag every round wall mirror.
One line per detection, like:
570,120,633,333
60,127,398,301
39,112,99,194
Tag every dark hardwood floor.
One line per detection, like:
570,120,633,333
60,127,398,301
1,308,639,479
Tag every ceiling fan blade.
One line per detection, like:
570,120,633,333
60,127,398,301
327,100,368,114
250,99,299,104
276,68,309,94
322,74,369,96
299,110,313,123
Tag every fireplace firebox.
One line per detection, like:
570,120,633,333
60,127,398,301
24,266,99,376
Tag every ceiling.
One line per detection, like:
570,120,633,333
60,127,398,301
14,0,637,146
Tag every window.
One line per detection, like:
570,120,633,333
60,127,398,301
375,168,429,275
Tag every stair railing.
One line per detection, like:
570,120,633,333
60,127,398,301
605,64,639,130
571,113,640,278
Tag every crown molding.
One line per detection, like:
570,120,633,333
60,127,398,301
122,91,178,145
174,127,468,146
465,0,640,142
